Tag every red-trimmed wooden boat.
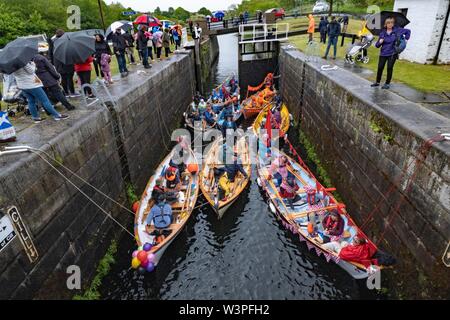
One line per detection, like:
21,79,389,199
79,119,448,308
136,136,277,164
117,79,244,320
255,141,384,279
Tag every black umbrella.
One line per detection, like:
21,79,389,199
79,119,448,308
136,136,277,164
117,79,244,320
105,21,133,40
85,29,105,37
366,11,410,36
0,37,38,74
53,31,96,65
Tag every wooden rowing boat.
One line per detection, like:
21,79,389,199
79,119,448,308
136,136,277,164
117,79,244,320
134,143,200,266
252,102,291,137
200,136,251,219
255,143,382,279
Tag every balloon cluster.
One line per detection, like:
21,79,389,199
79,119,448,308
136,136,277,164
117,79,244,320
131,243,155,274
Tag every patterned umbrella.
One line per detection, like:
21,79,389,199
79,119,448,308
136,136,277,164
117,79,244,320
106,21,133,39
133,14,162,27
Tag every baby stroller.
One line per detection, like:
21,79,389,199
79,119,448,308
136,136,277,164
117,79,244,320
345,33,374,64
1,74,28,117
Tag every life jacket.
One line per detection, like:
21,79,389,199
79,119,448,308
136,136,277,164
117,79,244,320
151,203,172,229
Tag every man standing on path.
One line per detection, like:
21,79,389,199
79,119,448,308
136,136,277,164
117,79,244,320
111,28,129,77
323,16,341,60
137,25,151,69
52,29,77,97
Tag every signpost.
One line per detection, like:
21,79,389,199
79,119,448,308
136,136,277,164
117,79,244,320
8,206,39,263
122,11,137,16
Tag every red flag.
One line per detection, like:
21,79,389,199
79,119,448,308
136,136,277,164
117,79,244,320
265,109,272,143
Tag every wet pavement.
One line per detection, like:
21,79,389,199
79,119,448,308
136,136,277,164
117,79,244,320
324,58,450,120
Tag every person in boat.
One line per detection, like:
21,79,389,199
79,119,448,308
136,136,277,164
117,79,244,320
203,104,216,126
279,173,301,209
322,209,344,238
169,158,186,180
272,105,282,128
151,178,166,203
188,100,200,121
268,155,290,187
224,152,248,183
164,166,181,203
221,84,231,100
215,168,231,201
212,97,223,114
146,198,173,230
221,114,237,137
198,98,207,115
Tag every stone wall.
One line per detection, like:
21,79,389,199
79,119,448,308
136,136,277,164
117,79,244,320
0,51,196,299
200,35,220,93
279,46,450,297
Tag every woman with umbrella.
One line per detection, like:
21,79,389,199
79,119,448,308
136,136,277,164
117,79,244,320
370,14,411,89
12,62,68,122
0,37,68,122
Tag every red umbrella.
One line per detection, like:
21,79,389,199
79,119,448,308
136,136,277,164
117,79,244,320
133,14,162,27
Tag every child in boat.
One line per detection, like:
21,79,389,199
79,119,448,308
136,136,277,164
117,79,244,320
279,174,300,209
322,210,344,238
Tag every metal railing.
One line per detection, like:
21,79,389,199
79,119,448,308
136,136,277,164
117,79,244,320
238,23,289,44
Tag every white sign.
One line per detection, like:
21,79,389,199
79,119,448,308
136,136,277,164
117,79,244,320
0,214,16,253
8,206,39,263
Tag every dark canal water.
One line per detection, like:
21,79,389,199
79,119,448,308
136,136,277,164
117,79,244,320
100,34,382,300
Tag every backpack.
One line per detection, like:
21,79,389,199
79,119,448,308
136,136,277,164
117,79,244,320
394,32,407,54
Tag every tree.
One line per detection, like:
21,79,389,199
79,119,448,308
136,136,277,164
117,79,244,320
154,6,162,15
198,7,212,16
173,7,191,22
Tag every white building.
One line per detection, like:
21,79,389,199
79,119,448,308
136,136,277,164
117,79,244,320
393,0,449,64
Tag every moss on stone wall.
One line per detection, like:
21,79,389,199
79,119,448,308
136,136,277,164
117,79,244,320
298,128,343,203
73,239,118,300
369,111,394,144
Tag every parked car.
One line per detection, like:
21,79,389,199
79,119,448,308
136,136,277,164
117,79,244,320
312,1,330,13
265,8,286,19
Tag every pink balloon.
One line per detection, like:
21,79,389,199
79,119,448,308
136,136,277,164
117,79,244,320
132,250,139,258
147,253,156,263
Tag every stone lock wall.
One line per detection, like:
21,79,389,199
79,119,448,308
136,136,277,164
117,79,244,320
279,46,450,296
0,51,196,299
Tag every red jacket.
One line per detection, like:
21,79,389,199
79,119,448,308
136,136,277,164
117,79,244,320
339,242,378,267
74,56,94,72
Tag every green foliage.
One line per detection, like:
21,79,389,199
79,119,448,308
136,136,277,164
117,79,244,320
126,183,139,204
73,240,117,300
299,130,343,203
198,7,212,16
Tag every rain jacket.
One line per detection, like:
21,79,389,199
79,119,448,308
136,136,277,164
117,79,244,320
74,56,93,73
34,54,60,88
327,20,341,38
12,62,43,90
307,15,315,34
375,26,411,57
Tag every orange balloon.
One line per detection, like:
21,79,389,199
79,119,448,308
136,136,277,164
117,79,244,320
307,222,314,234
187,163,199,174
